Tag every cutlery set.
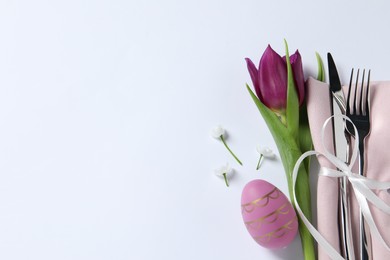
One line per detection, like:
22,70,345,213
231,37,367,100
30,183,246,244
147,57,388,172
328,53,371,260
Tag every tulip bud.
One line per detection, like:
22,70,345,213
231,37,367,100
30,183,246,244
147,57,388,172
245,45,305,117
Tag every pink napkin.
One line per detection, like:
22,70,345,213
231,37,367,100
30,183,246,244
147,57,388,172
306,77,341,259
306,77,390,260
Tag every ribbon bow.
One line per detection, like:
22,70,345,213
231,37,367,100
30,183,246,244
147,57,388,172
293,115,390,260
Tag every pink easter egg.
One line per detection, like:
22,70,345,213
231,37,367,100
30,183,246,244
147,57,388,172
241,179,298,249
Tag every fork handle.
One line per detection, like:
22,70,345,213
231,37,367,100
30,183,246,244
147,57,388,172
359,141,370,260
340,133,355,260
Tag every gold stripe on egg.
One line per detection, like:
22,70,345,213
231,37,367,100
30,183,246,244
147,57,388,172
244,202,290,230
253,217,298,243
241,187,281,213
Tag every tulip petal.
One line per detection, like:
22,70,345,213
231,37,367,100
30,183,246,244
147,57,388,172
289,50,305,105
282,51,305,105
258,45,287,110
245,58,261,99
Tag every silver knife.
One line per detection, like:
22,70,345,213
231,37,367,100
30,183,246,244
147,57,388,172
328,53,355,260
328,56,346,114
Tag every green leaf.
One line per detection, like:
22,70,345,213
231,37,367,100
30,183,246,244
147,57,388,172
298,104,313,173
246,84,286,135
284,39,299,143
247,84,315,260
247,83,297,178
316,52,325,82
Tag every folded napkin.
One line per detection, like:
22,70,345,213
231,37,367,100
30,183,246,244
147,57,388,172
306,77,341,259
306,77,390,260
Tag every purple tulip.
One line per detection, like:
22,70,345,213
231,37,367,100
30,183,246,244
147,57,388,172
245,45,305,112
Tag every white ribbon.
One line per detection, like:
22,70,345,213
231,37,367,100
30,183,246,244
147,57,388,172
293,115,390,260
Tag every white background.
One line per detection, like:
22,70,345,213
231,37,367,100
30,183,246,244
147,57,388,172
0,1,389,259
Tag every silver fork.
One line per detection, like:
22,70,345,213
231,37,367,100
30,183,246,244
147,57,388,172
346,68,371,260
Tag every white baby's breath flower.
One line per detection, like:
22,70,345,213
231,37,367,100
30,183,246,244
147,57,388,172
210,125,225,139
256,146,275,159
210,125,242,165
256,146,275,170
214,163,233,177
214,163,234,187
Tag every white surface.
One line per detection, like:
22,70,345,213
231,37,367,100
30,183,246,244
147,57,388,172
0,1,389,259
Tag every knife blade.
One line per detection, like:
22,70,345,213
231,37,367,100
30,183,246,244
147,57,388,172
327,53,355,260
328,53,347,113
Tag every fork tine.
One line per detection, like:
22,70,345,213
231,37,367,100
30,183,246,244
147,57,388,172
365,70,371,116
353,69,360,114
344,67,372,260
347,68,354,115
359,69,366,115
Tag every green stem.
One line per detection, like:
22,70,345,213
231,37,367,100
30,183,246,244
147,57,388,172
246,85,315,259
220,135,243,165
256,154,263,170
222,173,229,187
296,169,316,260
278,144,315,260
